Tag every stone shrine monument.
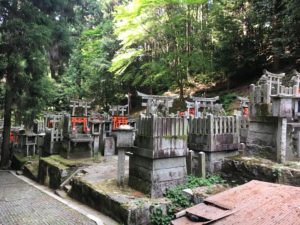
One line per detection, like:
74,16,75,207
248,70,300,163
129,92,188,198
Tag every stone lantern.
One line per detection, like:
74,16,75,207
114,125,134,186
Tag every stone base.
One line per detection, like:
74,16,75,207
129,155,187,198
70,177,170,225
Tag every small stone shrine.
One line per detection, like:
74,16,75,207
129,92,188,198
43,112,64,155
62,100,93,159
185,96,224,118
248,70,300,163
236,96,250,143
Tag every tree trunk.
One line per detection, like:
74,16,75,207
0,83,13,169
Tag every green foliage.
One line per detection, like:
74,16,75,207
61,0,122,108
219,93,237,111
150,208,173,225
112,0,214,98
150,175,225,225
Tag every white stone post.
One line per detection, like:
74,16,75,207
198,152,206,178
277,117,287,163
117,148,125,186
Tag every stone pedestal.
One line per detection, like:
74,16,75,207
129,116,188,198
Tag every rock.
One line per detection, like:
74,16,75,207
16,170,23,175
182,188,193,201
63,184,72,193
55,189,68,198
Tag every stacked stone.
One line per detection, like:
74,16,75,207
129,115,188,198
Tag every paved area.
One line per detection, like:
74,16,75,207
82,155,129,182
0,171,96,225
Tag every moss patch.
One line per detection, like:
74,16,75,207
222,156,300,186
14,153,39,165
40,154,103,170
24,160,39,179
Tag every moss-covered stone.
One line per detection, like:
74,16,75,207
38,156,78,189
11,153,39,170
69,177,170,225
222,156,300,187
23,160,39,181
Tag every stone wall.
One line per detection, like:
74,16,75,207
221,156,300,187
38,157,77,189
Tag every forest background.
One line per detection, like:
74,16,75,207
0,0,299,167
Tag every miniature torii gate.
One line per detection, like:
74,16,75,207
70,100,91,116
258,70,285,100
109,105,128,116
69,100,91,134
44,112,65,128
137,91,179,116
189,96,219,117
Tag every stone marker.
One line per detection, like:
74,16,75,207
198,152,206,178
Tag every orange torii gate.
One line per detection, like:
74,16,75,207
109,104,129,130
69,100,91,134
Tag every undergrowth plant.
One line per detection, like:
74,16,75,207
150,175,225,225
219,92,237,111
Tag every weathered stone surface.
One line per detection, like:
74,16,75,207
129,175,186,198
221,157,277,185
240,128,248,143
247,120,277,147
244,144,277,161
134,136,187,159
222,156,300,187
70,177,170,225
129,155,187,197
271,96,293,118
188,134,239,152
38,158,77,189
103,136,115,156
